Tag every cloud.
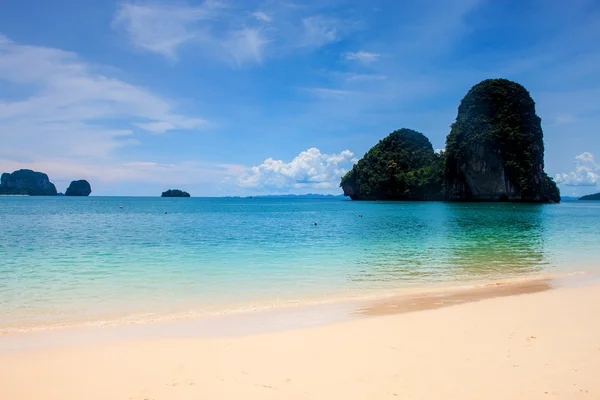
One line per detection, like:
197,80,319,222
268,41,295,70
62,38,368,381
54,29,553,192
252,11,271,22
0,35,205,162
344,73,387,82
112,2,219,60
113,2,351,65
344,50,380,64
239,148,355,191
555,152,600,186
304,87,355,98
300,16,340,47
224,27,268,65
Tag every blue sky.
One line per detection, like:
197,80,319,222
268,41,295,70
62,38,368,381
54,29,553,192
0,0,599,196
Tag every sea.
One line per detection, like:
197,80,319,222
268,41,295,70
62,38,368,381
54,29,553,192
1,196,600,333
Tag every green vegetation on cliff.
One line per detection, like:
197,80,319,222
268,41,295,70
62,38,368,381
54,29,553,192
444,78,560,203
580,193,600,200
340,129,444,200
161,189,191,198
0,169,57,196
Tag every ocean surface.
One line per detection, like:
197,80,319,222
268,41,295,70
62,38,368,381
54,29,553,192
1,197,600,332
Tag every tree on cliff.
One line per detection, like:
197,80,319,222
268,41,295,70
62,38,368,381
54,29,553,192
340,129,444,200
444,78,560,203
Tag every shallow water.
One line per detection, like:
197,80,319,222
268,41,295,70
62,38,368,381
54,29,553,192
1,197,599,331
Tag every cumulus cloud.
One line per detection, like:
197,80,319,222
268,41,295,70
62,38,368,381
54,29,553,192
239,148,355,191
555,152,600,186
0,35,204,164
344,50,380,64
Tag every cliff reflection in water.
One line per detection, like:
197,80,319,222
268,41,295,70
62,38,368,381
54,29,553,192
444,203,548,278
348,202,549,286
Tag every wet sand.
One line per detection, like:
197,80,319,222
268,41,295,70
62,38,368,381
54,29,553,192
1,281,599,399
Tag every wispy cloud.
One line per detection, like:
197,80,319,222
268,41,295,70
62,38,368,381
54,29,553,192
113,2,356,66
0,35,205,162
344,50,380,64
112,2,221,60
252,11,272,22
300,16,340,47
555,152,600,186
239,148,355,191
344,73,387,82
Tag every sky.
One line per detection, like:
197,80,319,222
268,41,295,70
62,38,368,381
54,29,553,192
0,0,599,197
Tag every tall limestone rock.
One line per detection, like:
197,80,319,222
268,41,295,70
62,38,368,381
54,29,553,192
444,79,560,203
0,169,57,196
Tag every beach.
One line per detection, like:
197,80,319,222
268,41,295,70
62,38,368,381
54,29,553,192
2,282,599,400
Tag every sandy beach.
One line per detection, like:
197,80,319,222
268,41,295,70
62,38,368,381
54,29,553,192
1,282,599,400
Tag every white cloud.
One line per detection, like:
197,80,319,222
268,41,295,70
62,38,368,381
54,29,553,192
555,152,600,186
112,3,348,66
344,51,380,64
252,11,271,22
112,2,219,60
0,35,205,162
224,27,268,65
300,16,340,48
239,148,355,190
304,87,355,98
345,73,387,82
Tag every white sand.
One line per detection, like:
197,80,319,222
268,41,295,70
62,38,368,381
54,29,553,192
1,284,599,399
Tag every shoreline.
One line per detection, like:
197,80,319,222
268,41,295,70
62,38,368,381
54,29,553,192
2,270,590,336
1,271,597,354
1,280,599,399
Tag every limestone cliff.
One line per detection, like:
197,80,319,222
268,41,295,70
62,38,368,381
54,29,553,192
0,169,57,196
444,79,560,203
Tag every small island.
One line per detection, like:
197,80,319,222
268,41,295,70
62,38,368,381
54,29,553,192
579,193,600,200
65,180,92,196
161,189,191,198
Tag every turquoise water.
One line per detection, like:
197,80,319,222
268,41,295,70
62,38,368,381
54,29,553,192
1,197,600,332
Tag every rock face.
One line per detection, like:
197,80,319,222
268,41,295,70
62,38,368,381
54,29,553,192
161,189,190,197
0,169,57,196
65,180,92,196
580,193,600,200
340,129,444,200
444,79,560,203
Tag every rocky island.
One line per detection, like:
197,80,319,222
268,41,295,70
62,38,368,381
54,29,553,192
65,180,92,196
0,169,57,196
444,79,560,203
340,129,443,200
341,79,560,203
579,193,600,200
161,189,191,197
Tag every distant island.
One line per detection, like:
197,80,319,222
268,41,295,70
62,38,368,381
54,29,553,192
341,78,560,203
162,189,191,197
579,193,600,200
0,169,57,196
65,180,92,196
